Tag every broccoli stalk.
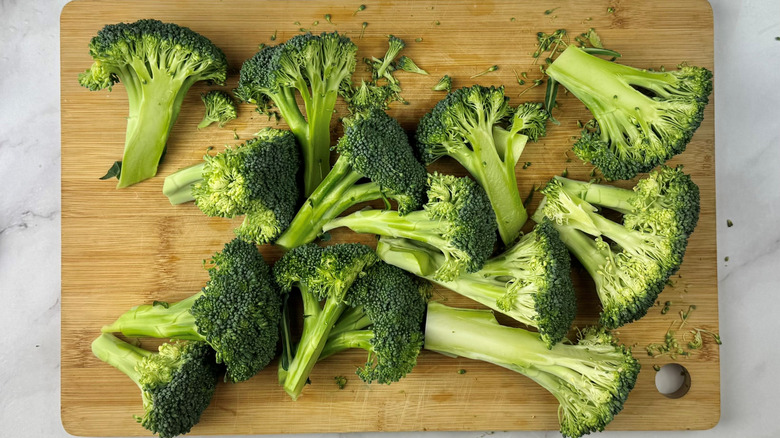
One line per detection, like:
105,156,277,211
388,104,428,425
236,32,357,196
78,19,228,188
323,173,498,281
274,244,379,399
197,90,237,128
416,85,548,245
162,128,299,244
533,167,700,328
376,219,576,347
318,262,428,384
274,109,427,250
424,302,640,438
102,238,282,383
91,334,219,438
545,46,713,180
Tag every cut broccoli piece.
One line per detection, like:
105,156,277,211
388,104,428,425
162,128,299,244
366,35,406,81
78,19,228,188
319,262,429,384
102,238,282,383
532,168,700,328
416,85,549,245
236,32,357,197
396,55,428,75
432,75,452,92
424,302,640,438
91,334,219,438
198,90,237,128
323,173,498,281
545,46,713,180
274,109,427,249
274,243,379,399
377,219,575,348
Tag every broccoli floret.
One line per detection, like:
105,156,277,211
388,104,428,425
197,90,237,129
533,170,700,328
366,35,406,81
395,55,428,75
555,165,701,237
323,173,497,281
162,128,299,244
319,262,429,383
274,109,427,249
377,219,575,348
102,238,282,383
274,243,379,399
545,46,713,180
78,19,228,188
340,79,398,112
235,32,357,197
432,75,452,92
416,85,549,245
424,302,640,438
91,334,219,438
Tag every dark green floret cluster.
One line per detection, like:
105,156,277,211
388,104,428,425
416,85,549,245
101,238,283,383
533,166,700,328
162,128,300,244
546,46,713,180
79,19,228,188
91,335,220,438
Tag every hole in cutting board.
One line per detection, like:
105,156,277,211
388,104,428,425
655,363,691,398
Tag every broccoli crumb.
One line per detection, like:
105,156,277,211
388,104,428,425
522,161,532,169
353,4,366,15
233,129,239,140
359,22,368,38
724,256,729,262
544,8,559,15
607,7,615,13
652,364,661,372
470,65,498,79
415,37,423,42
727,219,733,227
324,14,333,24
661,301,672,315
334,375,347,389
457,368,467,374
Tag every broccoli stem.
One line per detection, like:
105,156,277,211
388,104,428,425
162,163,206,205
101,294,204,341
554,176,634,214
319,330,373,360
328,305,372,337
274,158,384,250
303,90,339,197
91,333,151,385
118,74,190,188
550,224,614,302
282,297,346,400
323,209,448,247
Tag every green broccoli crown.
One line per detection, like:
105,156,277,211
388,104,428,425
344,262,428,384
78,19,227,91
192,128,299,244
546,46,712,180
415,84,512,165
424,173,498,278
274,243,379,301
489,220,576,347
235,32,357,109
338,109,428,213
511,102,549,142
626,165,700,237
198,90,237,129
189,238,282,383
555,327,640,438
135,340,220,438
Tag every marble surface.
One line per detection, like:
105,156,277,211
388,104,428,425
1,0,778,437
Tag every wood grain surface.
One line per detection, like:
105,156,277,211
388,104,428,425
61,0,719,435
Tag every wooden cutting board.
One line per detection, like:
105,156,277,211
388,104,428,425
61,0,718,435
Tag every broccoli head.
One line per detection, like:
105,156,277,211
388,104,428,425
275,109,427,250
416,85,548,245
102,238,282,383
236,32,357,196
424,302,640,438
274,243,380,399
545,46,713,180
162,128,299,244
320,262,429,383
91,334,220,438
198,90,237,129
78,19,228,187
324,173,498,281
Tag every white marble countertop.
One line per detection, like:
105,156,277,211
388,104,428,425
1,0,779,437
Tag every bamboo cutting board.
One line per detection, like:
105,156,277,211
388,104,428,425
61,0,719,435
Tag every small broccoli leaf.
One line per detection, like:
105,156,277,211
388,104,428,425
152,300,170,309
99,161,122,180
544,78,561,125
